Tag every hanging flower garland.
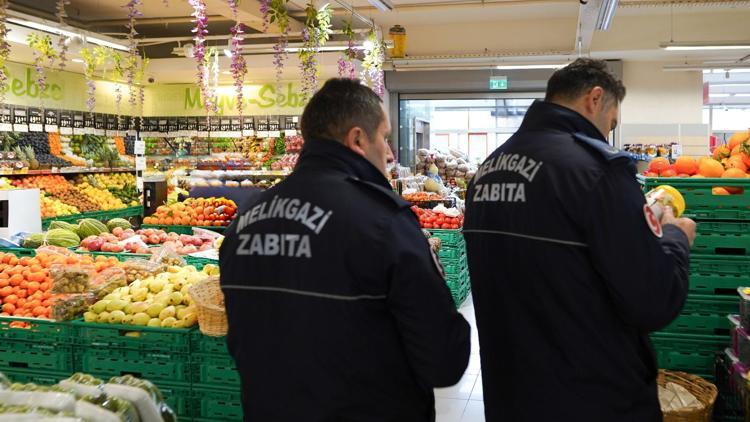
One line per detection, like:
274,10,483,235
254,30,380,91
361,30,384,97
27,33,58,107
136,56,149,130
111,51,125,126
268,0,290,87
0,0,11,106
189,0,215,115
56,0,70,71
337,20,356,79
80,46,109,112
260,0,270,33
228,0,247,116
299,2,332,103
124,0,142,110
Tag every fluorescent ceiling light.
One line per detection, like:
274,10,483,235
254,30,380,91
71,58,84,63
367,0,393,12
711,83,750,88
223,49,232,58
595,0,619,31
710,93,731,97
735,93,750,97
496,64,567,70
285,45,364,53
661,41,750,51
7,17,128,51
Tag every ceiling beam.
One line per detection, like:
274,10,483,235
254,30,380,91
575,0,603,55
201,0,304,33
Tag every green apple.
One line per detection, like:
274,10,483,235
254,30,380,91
91,300,109,314
160,317,177,328
83,312,97,323
106,299,128,312
146,303,166,318
97,312,111,324
159,305,176,320
121,314,134,325
132,312,150,326
168,292,183,307
147,318,161,327
109,310,125,324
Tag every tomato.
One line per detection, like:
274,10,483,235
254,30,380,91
423,223,433,229
450,224,459,229
440,223,449,229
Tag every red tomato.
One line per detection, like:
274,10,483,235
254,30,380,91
450,224,459,229
423,223,433,229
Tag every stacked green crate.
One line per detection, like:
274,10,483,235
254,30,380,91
0,316,74,380
190,332,244,422
641,175,750,380
70,319,195,420
428,229,471,306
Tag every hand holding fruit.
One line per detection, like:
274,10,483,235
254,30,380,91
660,205,697,247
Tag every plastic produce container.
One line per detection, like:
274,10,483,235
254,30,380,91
738,326,750,366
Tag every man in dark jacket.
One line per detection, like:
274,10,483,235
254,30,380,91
220,78,470,422
464,58,696,421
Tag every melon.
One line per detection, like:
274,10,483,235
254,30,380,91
48,221,79,232
23,233,45,248
77,218,109,238
44,229,81,248
106,218,132,232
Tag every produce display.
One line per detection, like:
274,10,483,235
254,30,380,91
142,197,237,227
0,371,174,422
403,192,444,202
8,173,139,218
416,148,477,181
411,205,465,229
644,131,750,180
83,263,214,328
0,248,120,320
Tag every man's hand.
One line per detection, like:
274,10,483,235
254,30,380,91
660,205,697,247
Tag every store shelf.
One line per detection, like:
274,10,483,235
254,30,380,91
0,168,136,176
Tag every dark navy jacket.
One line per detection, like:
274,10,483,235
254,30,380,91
220,138,470,422
464,101,690,422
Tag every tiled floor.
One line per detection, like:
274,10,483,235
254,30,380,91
435,296,485,422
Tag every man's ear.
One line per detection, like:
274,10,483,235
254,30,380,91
343,126,367,157
586,86,605,113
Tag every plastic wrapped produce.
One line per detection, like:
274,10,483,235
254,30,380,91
51,294,95,322
105,375,175,422
0,390,76,413
149,246,186,267
122,260,167,284
89,268,128,300
50,264,94,294
59,374,140,422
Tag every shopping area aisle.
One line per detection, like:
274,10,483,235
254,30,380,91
436,296,485,422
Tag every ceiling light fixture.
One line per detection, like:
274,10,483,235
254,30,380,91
223,49,232,58
711,83,750,88
7,16,128,51
71,58,84,63
595,0,619,31
660,41,750,51
734,93,750,97
710,93,731,97
367,0,393,12
495,64,568,70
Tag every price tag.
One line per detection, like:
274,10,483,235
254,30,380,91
135,156,146,170
60,127,73,135
134,140,145,155
72,127,84,135
28,123,43,132
242,129,255,137
284,130,297,136
45,125,59,133
269,130,281,138
197,131,209,138
127,130,137,137
257,131,269,138
95,129,105,136
13,124,28,132
227,131,242,138
0,123,12,132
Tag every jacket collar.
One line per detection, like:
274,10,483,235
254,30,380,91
296,137,391,189
519,100,607,142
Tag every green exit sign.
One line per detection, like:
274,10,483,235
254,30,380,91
489,76,508,90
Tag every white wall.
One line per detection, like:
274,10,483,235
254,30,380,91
619,61,708,155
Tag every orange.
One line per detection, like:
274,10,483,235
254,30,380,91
9,274,23,287
674,156,698,176
726,156,748,172
2,303,15,314
722,168,747,179
3,294,17,304
728,131,750,151
713,146,731,160
660,169,677,178
712,187,730,195
698,159,725,178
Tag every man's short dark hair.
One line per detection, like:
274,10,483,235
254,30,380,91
301,78,384,143
545,58,626,104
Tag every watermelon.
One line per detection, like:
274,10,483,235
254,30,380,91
49,220,79,232
45,229,80,247
106,218,132,232
77,218,109,238
23,233,45,248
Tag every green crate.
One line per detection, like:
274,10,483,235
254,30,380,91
70,319,195,354
662,294,739,336
0,341,75,373
0,368,68,385
191,354,240,387
439,245,466,261
140,224,226,235
185,256,217,271
103,206,144,220
78,348,191,383
442,257,467,275
693,221,750,256
638,175,750,220
689,255,750,295
191,385,243,421
0,247,37,257
191,333,230,355
427,229,464,246
155,381,193,420
82,251,152,262
0,316,73,346
651,332,729,375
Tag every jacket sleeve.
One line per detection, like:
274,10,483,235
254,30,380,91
385,209,471,388
582,162,691,332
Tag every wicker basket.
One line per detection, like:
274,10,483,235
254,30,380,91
658,370,718,422
188,276,228,337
